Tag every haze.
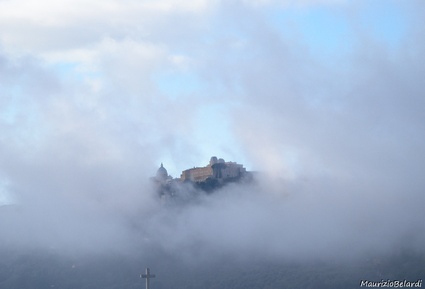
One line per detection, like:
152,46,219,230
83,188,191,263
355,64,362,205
1,0,425,282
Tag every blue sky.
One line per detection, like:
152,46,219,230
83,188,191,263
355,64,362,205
0,0,424,195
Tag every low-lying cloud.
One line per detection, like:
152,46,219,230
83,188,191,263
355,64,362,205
1,0,425,269
2,170,424,265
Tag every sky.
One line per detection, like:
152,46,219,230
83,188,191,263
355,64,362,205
1,0,425,263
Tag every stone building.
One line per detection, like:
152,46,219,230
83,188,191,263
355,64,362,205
152,157,250,197
180,156,246,182
156,163,169,182
151,163,177,198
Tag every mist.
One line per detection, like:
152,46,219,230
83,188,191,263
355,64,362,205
1,0,425,287
1,164,424,264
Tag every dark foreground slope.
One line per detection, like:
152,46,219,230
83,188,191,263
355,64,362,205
1,248,424,289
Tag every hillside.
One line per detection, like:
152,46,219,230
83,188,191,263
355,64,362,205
1,248,424,289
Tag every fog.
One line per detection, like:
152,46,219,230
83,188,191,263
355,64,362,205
1,163,424,264
1,0,425,283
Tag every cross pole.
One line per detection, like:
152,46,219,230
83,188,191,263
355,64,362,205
141,267,156,289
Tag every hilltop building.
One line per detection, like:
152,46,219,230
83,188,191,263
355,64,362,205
180,156,246,182
152,156,251,197
156,163,171,182
150,163,175,197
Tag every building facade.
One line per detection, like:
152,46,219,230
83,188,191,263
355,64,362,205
180,156,246,182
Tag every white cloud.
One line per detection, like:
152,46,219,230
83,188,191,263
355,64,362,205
0,0,425,266
0,0,215,55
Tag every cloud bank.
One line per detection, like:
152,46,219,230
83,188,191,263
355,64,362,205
1,0,425,265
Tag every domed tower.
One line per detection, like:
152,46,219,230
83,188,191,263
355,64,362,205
156,163,168,181
209,156,218,166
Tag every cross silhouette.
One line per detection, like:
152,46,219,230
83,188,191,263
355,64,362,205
141,267,156,289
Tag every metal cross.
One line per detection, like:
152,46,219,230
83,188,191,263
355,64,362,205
141,267,156,289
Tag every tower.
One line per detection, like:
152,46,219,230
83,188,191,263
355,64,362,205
156,163,168,181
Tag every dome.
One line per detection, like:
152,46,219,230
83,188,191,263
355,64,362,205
209,156,218,166
156,163,168,180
